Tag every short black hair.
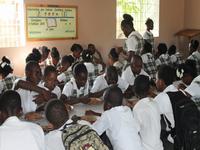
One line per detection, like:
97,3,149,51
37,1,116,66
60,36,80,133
143,41,152,54
157,65,175,86
41,46,50,54
0,56,13,77
184,59,197,78
61,55,74,66
32,48,42,61
103,86,123,107
191,40,199,50
157,43,167,55
44,65,57,77
51,47,60,60
25,61,39,72
45,99,68,127
168,45,176,56
0,90,21,114
121,14,134,29
134,75,150,98
109,48,119,61
145,18,153,25
106,66,118,83
132,54,143,64
73,63,88,76
82,49,93,62
71,43,83,52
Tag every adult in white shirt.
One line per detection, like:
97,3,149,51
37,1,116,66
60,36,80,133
0,90,45,150
143,18,154,48
122,55,149,86
121,14,143,62
90,66,129,98
92,86,143,150
133,75,163,150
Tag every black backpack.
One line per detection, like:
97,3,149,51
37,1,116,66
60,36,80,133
166,91,200,150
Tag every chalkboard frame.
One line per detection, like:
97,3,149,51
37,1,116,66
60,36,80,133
26,4,78,41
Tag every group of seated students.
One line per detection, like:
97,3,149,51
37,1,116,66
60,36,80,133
0,39,200,150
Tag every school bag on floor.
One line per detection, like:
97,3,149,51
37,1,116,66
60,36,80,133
61,124,109,150
166,91,200,150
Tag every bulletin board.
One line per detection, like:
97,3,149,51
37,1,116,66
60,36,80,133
26,5,78,41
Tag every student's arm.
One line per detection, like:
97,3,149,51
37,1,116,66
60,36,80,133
60,94,90,105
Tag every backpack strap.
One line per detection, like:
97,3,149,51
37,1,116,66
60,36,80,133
163,115,176,139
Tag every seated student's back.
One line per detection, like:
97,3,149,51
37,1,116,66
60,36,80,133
0,90,45,150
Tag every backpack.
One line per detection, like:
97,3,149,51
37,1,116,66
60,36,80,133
166,91,200,150
61,124,109,150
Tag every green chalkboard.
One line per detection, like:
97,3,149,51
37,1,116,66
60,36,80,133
26,5,77,41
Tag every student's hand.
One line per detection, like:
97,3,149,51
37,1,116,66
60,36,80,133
25,112,43,121
41,90,52,101
33,94,46,105
178,83,187,90
87,98,102,105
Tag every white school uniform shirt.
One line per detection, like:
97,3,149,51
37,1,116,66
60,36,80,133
84,62,102,73
143,30,154,47
0,116,45,150
13,77,38,114
38,82,61,99
92,106,143,150
124,31,143,54
121,66,150,86
90,74,129,93
57,67,72,83
133,97,163,150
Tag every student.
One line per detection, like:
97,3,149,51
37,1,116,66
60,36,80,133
0,56,18,94
13,61,53,114
39,46,51,70
168,45,183,68
141,42,157,80
26,48,42,64
108,48,124,75
133,75,163,150
57,55,74,84
187,39,200,75
155,43,172,68
90,66,129,98
40,66,61,99
61,63,90,114
154,65,177,144
143,18,154,48
92,86,143,150
121,14,143,62
189,39,199,55
82,49,103,90
0,90,45,150
70,43,83,62
122,55,149,86
50,47,61,69
88,43,103,64
45,99,71,150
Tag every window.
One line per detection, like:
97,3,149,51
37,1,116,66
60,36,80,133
116,0,160,39
0,0,25,48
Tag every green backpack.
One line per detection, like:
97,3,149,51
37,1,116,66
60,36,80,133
61,124,109,150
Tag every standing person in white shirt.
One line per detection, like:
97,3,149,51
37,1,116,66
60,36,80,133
92,86,143,150
122,55,149,86
133,75,163,150
121,14,143,62
143,18,154,49
0,90,45,150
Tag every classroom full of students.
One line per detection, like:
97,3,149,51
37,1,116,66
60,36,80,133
0,14,200,150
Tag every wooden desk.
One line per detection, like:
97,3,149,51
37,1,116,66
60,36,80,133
175,29,200,40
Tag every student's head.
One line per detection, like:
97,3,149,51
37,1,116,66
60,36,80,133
131,55,143,75
121,14,134,38
157,43,167,55
168,45,176,56
88,44,96,54
134,75,150,98
51,47,60,65
32,48,42,62
189,40,199,54
103,86,123,111
60,55,74,72
44,66,57,91
73,63,88,88
25,61,42,85
145,18,154,30
45,99,69,129
177,61,197,85
0,90,22,124
82,49,93,62
40,46,50,60
105,66,118,85
156,65,175,92
71,43,83,59
108,48,119,65
0,56,13,78
142,41,152,54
